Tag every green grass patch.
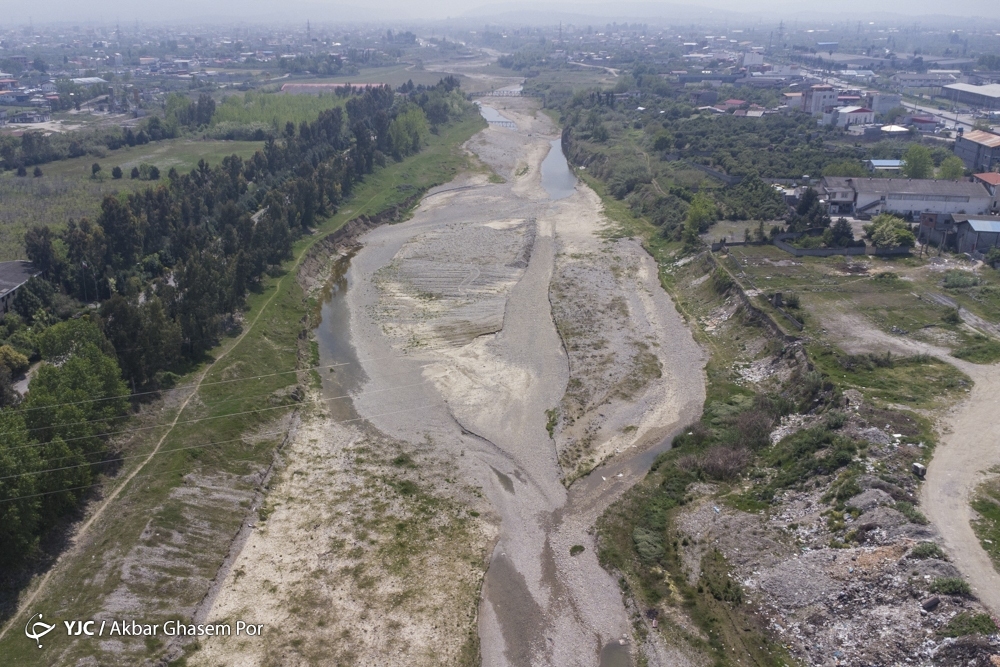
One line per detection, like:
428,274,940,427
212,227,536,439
971,476,1000,574
952,335,1000,364
938,612,997,638
213,90,345,127
810,345,970,408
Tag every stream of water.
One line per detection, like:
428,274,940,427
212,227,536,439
313,137,633,667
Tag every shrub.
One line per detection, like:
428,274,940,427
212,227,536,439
733,411,775,450
825,411,847,430
895,501,929,525
942,308,962,325
32,166,42,177
928,577,972,597
711,267,733,294
909,542,947,560
570,545,585,556
938,612,996,638
111,166,123,179
632,526,664,563
699,446,752,481
943,271,979,289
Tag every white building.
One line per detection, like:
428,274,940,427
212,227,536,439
831,106,875,127
821,176,992,217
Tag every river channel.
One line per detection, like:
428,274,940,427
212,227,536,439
312,119,654,666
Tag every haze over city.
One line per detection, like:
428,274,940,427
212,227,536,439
1,3,1000,666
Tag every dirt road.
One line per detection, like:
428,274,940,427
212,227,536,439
818,307,1000,614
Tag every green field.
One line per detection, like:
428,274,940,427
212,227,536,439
274,63,469,90
212,90,346,127
0,139,263,261
0,110,486,665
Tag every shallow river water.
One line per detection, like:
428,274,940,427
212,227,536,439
314,133,645,667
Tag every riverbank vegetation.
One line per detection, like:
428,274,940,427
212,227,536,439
0,78,478,575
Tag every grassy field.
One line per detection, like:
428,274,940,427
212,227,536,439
0,139,263,261
269,63,468,90
0,110,485,665
213,90,346,127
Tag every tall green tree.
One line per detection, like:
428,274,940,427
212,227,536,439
937,155,966,180
902,144,933,179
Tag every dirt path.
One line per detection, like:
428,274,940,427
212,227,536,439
0,260,297,646
815,305,1000,614
337,98,705,666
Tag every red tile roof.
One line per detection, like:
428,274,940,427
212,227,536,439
974,172,1000,186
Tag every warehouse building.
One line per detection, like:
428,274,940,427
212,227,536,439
942,83,1000,110
820,177,992,217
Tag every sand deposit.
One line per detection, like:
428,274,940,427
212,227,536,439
340,97,704,667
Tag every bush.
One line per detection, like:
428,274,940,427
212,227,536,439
825,410,847,429
942,308,962,325
732,410,775,450
570,544,585,556
943,271,979,289
0,345,30,375
711,267,734,294
632,526,664,563
32,166,42,177
908,542,947,560
938,612,996,638
111,166,123,179
699,446,752,481
895,501,929,525
928,577,972,597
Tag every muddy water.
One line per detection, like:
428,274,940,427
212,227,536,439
313,253,366,421
540,139,576,200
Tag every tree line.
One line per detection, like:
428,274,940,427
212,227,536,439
0,78,469,567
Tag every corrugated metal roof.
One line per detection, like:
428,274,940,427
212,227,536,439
944,83,1000,100
962,130,1000,148
823,176,990,199
967,219,1000,233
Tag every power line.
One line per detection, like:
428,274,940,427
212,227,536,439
3,373,435,456
0,402,445,504
15,361,429,436
13,350,411,415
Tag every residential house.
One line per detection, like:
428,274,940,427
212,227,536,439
820,176,992,217
955,130,1000,172
802,84,838,116
864,91,902,115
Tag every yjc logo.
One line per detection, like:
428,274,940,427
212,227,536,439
25,613,56,649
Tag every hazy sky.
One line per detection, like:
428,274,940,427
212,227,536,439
4,0,996,25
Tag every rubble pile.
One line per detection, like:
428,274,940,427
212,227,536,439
673,409,1000,666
